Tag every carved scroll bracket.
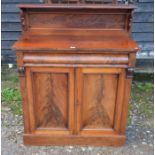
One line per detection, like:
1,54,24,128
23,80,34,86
126,67,134,79
18,67,25,77
21,11,27,32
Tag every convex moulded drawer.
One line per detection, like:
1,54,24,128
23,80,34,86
23,53,129,65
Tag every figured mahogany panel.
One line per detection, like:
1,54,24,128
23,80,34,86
82,74,118,129
17,4,135,34
26,67,75,134
33,73,68,128
23,53,129,65
28,12,126,30
76,68,125,135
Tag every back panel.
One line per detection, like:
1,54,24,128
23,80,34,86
21,8,132,33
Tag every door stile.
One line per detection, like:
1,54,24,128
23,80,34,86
26,67,36,133
113,69,126,133
68,68,75,134
74,68,83,134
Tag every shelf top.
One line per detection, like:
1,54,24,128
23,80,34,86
17,4,135,10
13,30,139,53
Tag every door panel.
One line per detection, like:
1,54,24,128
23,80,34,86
26,67,74,135
76,68,125,135
82,74,118,129
33,73,68,128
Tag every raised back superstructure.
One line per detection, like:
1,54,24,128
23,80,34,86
19,4,134,35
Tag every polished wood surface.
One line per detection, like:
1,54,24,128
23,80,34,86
13,4,139,146
33,73,68,128
26,67,75,134
24,134,126,146
23,13,127,30
75,68,126,136
82,74,117,129
13,30,139,52
23,53,129,65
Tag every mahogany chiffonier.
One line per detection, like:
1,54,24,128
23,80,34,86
12,2,140,146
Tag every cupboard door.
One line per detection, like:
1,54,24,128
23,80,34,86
26,67,74,135
76,68,125,135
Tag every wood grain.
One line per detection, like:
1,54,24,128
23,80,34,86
82,74,118,129
120,78,132,134
24,134,126,146
26,67,75,134
23,53,129,65
13,4,139,146
13,30,139,52
75,68,125,136
28,13,126,30
33,72,68,128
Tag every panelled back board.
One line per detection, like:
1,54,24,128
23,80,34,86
25,9,131,32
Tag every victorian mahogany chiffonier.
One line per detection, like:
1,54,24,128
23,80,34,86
12,0,140,146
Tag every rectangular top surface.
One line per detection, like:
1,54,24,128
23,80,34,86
13,30,139,52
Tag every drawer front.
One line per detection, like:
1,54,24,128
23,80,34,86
23,53,129,66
